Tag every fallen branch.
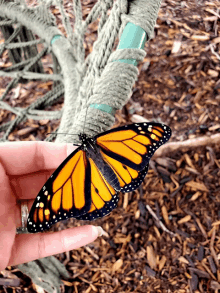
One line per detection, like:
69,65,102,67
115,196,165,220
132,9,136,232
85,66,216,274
153,133,220,158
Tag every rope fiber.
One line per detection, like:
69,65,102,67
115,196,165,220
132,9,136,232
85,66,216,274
0,0,162,142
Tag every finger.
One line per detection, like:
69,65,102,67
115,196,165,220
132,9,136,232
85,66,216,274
8,225,103,267
10,170,53,200
0,141,76,176
11,171,51,228
0,162,17,270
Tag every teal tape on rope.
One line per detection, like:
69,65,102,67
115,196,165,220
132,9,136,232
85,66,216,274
51,35,62,45
89,104,116,115
115,22,147,66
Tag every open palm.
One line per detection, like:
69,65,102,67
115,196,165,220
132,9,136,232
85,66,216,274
0,141,101,270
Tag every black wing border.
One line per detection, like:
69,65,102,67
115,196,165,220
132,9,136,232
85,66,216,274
95,122,172,171
27,146,92,233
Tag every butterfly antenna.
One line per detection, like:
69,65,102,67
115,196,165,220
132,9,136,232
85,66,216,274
82,104,89,134
46,132,78,136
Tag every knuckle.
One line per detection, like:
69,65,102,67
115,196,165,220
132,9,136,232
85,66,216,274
35,142,46,171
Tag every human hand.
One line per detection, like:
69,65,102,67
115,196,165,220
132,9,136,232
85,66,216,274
0,141,103,270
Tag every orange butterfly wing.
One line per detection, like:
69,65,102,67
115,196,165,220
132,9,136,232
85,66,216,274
77,123,171,220
95,123,171,193
76,157,119,220
96,123,171,172
27,149,91,232
28,122,171,229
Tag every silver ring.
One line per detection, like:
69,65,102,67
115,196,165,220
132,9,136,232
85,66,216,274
16,201,29,234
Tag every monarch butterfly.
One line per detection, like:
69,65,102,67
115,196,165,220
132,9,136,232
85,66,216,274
27,122,171,233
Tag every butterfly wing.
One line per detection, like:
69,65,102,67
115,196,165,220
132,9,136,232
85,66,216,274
27,147,91,232
28,122,171,229
96,122,171,170
76,164,149,221
76,156,119,221
119,164,149,193
96,122,171,190
77,122,171,221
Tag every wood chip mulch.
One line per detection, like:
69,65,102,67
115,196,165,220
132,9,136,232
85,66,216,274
0,0,220,292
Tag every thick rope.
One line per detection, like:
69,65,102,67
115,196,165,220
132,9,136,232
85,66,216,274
0,0,162,143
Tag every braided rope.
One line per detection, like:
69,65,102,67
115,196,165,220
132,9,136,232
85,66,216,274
0,0,161,143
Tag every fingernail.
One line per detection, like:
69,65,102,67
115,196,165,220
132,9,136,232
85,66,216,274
93,226,105,237
97,226,104,237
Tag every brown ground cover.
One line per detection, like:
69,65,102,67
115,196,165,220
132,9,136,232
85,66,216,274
0,0,220,292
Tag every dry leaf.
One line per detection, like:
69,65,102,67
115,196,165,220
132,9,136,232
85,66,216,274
112,259,123,273
158,255,167,271
178,215,191,224
147,245,157,270
186,181,209,192
161,206,170,226
178,256,189,264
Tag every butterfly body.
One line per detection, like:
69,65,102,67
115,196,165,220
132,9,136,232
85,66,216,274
27,122,171,233
79,134,121,191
